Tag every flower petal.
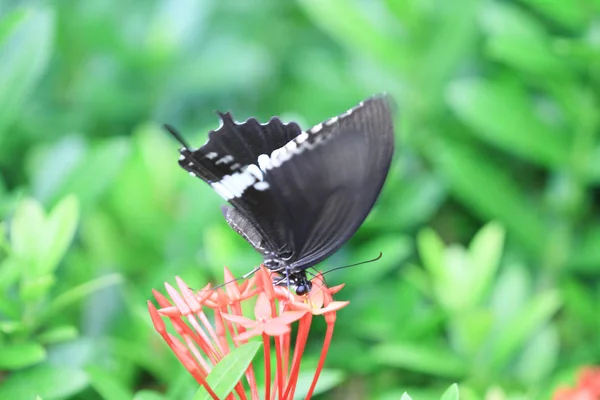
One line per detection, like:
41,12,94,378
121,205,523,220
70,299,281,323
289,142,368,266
221,313,257,328
272,310,307,325
313,301,349,315
235,327,263,342
254,292,272,319
263,323,291,337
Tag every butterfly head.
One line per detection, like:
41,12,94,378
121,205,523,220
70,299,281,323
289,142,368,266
269,262,313,296
293,277,312,296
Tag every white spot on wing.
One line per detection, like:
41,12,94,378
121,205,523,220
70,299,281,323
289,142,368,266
205,152,218,160
246,164,264,180
258,154,272,170
253,181,270,191
296,132,309,144
211,181,235,200
324,116,338,126
309,123,323,134
215,155,234,165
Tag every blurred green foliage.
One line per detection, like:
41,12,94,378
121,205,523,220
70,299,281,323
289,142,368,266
0,0,599,399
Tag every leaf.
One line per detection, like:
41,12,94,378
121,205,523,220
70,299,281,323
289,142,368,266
440,383,460,400
292,369,345,399
133,390,167,400
467,222,505,305
417,228,447,282
0,256,22,293
427,137,546,255
0,7,53,136
0,364,88,399
481,2,569,78
400,394,414,400
447,78,568,167
37,273,123,325
344,235,412,286
10,198,46,271
515,324,559,384
569,225,600,272
373,342,467,378
491,290,561,370
87,365,133,400
0,342,47,369
193,342,262,400
36,325,79,344
297,0,408,74
521,0,588,29
419,0,479,101
30,136,131,208
42,194,79,274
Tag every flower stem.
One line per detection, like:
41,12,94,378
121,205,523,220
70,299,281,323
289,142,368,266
263,333,272,400
283,313,312,399
304,321,335,399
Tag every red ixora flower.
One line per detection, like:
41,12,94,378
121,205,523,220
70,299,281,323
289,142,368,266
148,266,348,400
553,366,600,400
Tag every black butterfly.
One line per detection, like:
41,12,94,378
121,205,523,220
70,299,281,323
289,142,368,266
166,94,395,295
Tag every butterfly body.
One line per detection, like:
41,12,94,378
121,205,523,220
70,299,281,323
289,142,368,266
169,94,395,294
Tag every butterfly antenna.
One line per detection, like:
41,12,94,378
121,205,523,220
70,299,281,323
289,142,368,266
210,267,260,291
163,124,192,150
320,252,383,277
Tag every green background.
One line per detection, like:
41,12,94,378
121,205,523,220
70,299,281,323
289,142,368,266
0,0,599,399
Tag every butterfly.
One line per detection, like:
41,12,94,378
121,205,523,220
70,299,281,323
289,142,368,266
166,94,395,295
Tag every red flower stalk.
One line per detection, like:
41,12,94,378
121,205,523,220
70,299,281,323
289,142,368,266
148,266,348,399
553,367,600,400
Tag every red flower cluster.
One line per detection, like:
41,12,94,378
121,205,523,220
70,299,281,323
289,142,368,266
553,367,600,400
148,266,348,399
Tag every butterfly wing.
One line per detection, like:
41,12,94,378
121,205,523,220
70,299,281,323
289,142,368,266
263,95,395,269
177,94,395,267
178,114,303,254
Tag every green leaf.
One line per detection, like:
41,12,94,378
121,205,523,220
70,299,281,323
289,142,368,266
570,225,600,272
10,198,46,271
193,341,262,400
515,324,559,384
0,364,88,399
344,235,412,286
400,394,414,400
292,369,345,399
417,228,447,281
373,342,467,378
87,365,133,400
37,273,123,325
43,195,79,274
427,137,546,255
30,136,131,208
447,78,568,167
0,256,22,293
467,222,505,305
521,0,588,29
419,0,479,102
36,325,79,344
0,342,47,369
133,390,167,400
440,383,460,400
20,274,56,301
481,2,569,78
297,0,408,74
491,290,561,370
0,7,53,137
